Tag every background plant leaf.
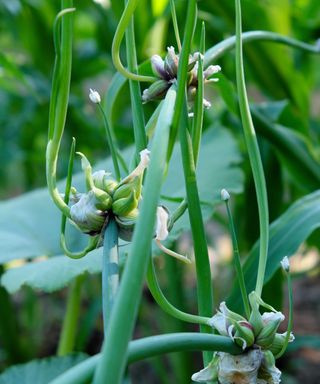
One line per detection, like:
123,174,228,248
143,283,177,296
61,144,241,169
228,190,320,312
0,354,88,384
1,250,102,294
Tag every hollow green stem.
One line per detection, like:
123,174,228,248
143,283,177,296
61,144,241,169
112,0,156,82
166,0,197,162
97,104,121,181
50,333,241,384
57,275,84,356
124,0,147,160
169,0,182,52
191,22,205,166
93,87,176,384
46,1,74,218
224,199,250,318
169,25,205,229
179,108,213,365
59,138,99,259
128,332,241,362
102,218,119,337
146,258,210,326
235,0,269,298
275,271,293,359
204,30,320,67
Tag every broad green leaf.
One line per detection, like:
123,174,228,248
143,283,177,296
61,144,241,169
0,125,243,292
1,250,102,293
228,190,320,312
164,126,243,202
0,190,63,263
163,125,244,234
253,100,288,122
0,189,87,264
214,73,238,115
0,354,88,384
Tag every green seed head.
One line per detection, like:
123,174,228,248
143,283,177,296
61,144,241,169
92,170,118,195
255,312,284,349
112,189,139,217
234,321,255,350
92,187,112,211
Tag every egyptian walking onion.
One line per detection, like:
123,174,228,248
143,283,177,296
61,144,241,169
69,147,150,240
192,258,294,383
68,152,189,262
142,46,221,108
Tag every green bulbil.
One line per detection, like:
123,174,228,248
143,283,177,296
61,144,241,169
256,314,284,349
234,321,255,349
142,80,170,103
92,170,119,195
269,332,294,356
92,187,113,211
112,189,138,217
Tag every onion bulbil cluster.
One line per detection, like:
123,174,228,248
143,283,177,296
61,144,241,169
69,149,150,241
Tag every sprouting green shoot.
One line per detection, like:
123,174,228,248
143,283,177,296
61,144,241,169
276,261,293,359
222,190,250,318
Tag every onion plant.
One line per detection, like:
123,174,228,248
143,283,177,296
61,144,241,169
44,0,320,383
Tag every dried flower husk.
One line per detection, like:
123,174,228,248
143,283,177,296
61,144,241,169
218,349,263,384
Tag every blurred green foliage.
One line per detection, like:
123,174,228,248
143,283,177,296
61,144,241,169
0,0,320,381
1,0,319,198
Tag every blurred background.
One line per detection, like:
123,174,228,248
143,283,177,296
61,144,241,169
0,0,320,382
